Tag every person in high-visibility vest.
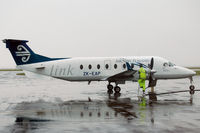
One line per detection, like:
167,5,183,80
138,64,147,94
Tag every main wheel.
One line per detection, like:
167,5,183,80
114,86,121,93
107,84,113,90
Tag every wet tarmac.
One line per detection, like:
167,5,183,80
0,71,200,133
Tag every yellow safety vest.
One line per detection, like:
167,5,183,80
139,67,146,79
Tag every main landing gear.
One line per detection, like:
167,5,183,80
189,77,195,103
189,85,195,95
107,83,121,94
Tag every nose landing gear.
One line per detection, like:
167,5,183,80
189,77,195,103
189,85,195,95
189,77,195,95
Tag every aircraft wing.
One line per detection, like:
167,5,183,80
107,70,137,82
106,62,144,82
106,62,156,84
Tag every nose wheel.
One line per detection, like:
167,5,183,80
189,77,195,95
189,85,195,95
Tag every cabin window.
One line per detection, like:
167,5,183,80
114,64,117,69
105,64,109,69
97,64,100,69
123,64,126,69
88,64,92,69
80,65,83,70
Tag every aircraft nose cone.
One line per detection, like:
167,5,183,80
189,70,196,76
183,67,196,77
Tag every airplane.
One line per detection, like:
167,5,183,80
2,39,196,94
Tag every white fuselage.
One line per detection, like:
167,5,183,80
17,56,196,83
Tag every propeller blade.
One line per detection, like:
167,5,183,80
150,57,154,70
148,57,155,87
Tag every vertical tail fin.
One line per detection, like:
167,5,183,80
3,39,66,65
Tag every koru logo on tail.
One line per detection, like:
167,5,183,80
15,45,31,63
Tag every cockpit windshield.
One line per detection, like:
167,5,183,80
169,62,175,67
163,62,176,67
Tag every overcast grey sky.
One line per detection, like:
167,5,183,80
0,0,200,68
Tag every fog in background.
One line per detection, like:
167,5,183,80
0,0,199,68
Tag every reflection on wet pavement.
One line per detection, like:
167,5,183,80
9,93,199,133
13,94,136,123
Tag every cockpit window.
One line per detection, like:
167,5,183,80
163,62,168,67
163,62,176,67
169,62,175,67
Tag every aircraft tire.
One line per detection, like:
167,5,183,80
114,86,121,93
107,84,113,90
189,85,195,95
190,85,195,90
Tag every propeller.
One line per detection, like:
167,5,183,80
148,57,157,87
149,57,154,70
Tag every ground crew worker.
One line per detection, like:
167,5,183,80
138,64,147,94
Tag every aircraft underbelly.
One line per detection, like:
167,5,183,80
53,76,107,81
155,74,189,79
